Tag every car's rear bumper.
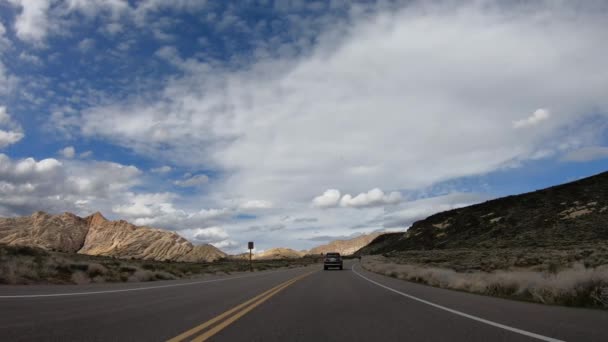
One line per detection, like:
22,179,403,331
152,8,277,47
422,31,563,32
324,262,343,267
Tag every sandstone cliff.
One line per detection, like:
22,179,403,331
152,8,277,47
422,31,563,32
0,211,226,262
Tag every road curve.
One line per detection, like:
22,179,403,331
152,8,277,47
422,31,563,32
0,261,606,341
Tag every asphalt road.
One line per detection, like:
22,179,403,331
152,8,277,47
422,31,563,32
1,260,606,341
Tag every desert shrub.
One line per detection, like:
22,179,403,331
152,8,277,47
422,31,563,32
87,263,108,277
119,265,138,273
69,263,89,272
128,269,154,282
153,271,176,280
71,271,90,285
142,263,156,270
0,259,18,284
3,245,48,257
92,275,106,283
362,256,608,308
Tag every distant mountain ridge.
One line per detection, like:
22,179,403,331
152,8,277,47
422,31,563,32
358,171,608,255
308,232,384,256
228,233,384,260
231,248,305,260
0,211,226,262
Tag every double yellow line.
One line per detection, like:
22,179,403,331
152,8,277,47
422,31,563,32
168,271,314,342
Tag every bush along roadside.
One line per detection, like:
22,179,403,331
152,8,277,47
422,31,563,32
361,255,608,309
0,244,317,285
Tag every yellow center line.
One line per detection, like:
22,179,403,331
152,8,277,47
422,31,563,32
167,271,315,342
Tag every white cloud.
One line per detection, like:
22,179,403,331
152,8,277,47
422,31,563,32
77,38,95,52
18,52,42,65
513,109,551,128
0,154,141,216
174,174,208,187
8,0,52,43
239,200,273,210
79,150,93,158
60,2,608,210
112,192,176,217
0,107,24,148
102,22,123,35
59,146,75,158
151,165,172,173
561,146,608,162
0,131,24,148
7,0,205,44
340,188,402,208
312,189,341,209
131,207,231,229
189,226,238,250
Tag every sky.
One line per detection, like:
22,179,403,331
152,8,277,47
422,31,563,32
0,0,607,253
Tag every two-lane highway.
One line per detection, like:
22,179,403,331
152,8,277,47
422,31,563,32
1,261,606,341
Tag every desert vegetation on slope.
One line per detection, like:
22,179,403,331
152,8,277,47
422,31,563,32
359,171,608,255
0,244,319,285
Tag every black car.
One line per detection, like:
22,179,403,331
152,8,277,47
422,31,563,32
323,252,343,270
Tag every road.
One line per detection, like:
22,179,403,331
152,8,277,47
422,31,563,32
0,260,606,341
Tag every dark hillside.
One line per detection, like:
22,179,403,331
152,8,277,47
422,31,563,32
359,171,608,255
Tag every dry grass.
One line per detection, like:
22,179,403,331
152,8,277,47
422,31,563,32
362,255,608,308
0,244,318,285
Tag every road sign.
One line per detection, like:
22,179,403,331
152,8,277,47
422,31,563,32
248,242,254,272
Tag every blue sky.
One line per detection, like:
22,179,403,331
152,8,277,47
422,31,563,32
0,0,607,252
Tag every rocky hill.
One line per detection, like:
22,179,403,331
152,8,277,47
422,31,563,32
0,211,226,262
254,248,304,260
308,232,384,256
359,171,608,255
230,248,304,260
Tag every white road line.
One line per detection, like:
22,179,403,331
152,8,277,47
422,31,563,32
0,267,299,299
352,264,565,342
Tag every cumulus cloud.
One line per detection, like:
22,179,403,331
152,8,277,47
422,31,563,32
513,109,551,128
312,189,341,209
191,226,237,249
312,188,401,209
59,146,75,158
0,107,24,148
340,188,402,208
561,146,608,162
8,0,52,43
0,154,141,216
174,174,208,187
112,192,177,218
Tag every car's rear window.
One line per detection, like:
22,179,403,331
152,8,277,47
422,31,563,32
326,253,341,257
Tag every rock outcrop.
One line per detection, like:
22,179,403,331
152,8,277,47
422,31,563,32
308,232,384,256
229,247,304,260
0,211,226,262
0,211,89,253
255,248,304,260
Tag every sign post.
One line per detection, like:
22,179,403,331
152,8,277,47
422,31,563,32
248,241,254,272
